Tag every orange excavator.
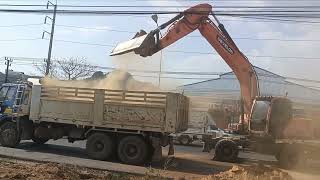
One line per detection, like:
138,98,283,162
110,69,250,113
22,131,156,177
111,4,259,127
110,4,320,169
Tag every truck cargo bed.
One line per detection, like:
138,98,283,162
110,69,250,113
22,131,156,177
29,85,189,134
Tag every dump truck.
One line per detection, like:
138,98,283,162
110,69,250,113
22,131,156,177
0,80,189,165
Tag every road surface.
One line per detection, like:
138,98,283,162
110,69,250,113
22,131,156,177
0,139,319,179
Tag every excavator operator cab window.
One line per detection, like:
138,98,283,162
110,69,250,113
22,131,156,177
250,100,270,132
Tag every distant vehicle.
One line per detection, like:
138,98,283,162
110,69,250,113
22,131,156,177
174,124,233,146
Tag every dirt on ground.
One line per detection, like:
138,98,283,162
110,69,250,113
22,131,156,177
0,159,143,180
0,158,294,180
203,165,293,180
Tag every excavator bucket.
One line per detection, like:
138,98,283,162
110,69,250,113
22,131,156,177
110,34,148,56
110,30,156,56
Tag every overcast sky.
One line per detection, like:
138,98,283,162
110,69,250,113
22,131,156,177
0,0,320,89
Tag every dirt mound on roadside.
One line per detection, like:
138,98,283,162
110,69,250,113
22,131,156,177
0,160,137,180
203,165,293,180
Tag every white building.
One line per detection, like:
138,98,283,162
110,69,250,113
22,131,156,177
178,66,320,105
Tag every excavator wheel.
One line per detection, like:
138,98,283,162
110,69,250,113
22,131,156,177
214,139,238,162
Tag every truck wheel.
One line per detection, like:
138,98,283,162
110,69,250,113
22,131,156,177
32,137,49,145
86,133,113,160
214,139,238,162
118,136,148,165
0,121,20,147
178,135,191,145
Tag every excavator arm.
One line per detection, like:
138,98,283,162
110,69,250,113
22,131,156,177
110,4,259,123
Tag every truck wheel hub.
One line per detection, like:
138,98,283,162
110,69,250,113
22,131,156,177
126,144,138,157
223,147,232,155
2,129,16,141
95,142,104,151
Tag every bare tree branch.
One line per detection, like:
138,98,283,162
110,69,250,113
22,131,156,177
33,60,58,78
56,57,96,80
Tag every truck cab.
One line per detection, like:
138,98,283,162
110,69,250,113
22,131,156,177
0,83,30,117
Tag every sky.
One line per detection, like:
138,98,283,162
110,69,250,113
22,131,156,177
0,0,320,89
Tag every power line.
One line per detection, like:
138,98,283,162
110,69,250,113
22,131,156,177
0,23,319,43
1,8,320,17
2,3,320,9
6,56,320,84
166,50,320,60
2,37,318,61
124,14,320,24
0,38,42,42
55,24,320,42
53,39,115,47
1,37,319,61
0,23,43,27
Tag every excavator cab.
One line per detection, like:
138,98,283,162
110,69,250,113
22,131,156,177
249,98,271,135
248,97,292,138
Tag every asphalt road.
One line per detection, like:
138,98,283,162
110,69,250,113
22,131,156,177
7,139,320,179
14,139,225,175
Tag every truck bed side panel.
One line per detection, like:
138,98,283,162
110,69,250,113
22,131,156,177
30,86,189,134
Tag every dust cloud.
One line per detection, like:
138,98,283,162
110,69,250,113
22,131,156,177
110,52,183,90
110,52,161,71
42,70,160,91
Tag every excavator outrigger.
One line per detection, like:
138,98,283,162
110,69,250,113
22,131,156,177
110,3,320,169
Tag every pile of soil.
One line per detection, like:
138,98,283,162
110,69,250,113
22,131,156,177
0,158,294,180
203,165,293,180
0,160,139,180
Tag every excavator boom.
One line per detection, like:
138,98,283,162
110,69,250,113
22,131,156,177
110,3,259,124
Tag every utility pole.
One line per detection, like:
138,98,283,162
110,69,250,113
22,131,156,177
158,51,163,88
4,57,13,83
42,1,57,76
151,14,163,88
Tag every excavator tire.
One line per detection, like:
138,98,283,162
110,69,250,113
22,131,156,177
214,139,238,162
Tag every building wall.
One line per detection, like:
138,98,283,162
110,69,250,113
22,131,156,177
178,67,320,105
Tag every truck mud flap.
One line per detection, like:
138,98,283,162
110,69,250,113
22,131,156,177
168,137,174,156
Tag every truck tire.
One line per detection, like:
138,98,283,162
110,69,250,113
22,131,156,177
0,121,20,147
214,139,238,162
86,133,113,160
117,136,148,165
32,137,49,145
178,135,191,145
